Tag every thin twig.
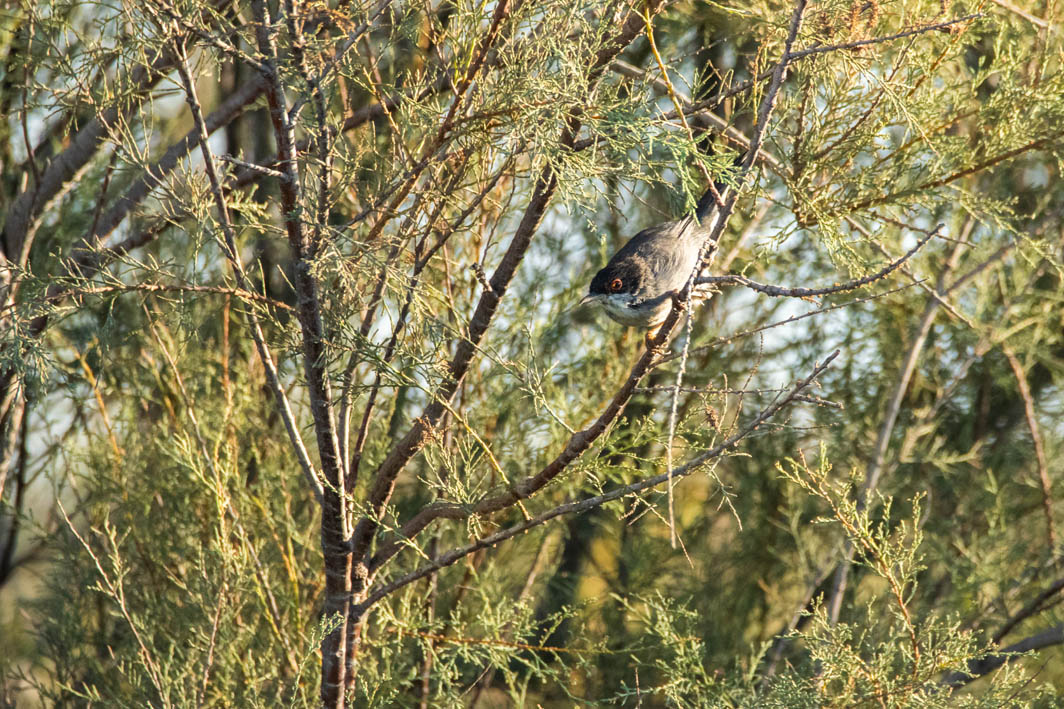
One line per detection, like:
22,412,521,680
218,153,285,179
656,282,920,367
696,226,941,298
787,14,981,61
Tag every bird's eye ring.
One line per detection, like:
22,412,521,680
609,278,623,292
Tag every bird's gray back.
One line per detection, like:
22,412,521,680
616,219,704,297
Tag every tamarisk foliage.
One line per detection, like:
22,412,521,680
2,0,1064,705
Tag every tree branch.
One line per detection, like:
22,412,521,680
358,351,839,609
1003,347,1057,552
250,1,355,702
943,623,1064,688
695,225,940,298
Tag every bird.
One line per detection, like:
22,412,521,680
580,177,730,339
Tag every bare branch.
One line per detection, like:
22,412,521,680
943,623,1064,688
695,225,941,298
788,14,981,61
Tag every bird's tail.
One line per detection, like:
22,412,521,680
694,177,728,225
693,150,745,232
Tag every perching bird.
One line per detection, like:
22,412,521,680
580,178,730,337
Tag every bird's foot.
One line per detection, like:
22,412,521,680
645,323,669,354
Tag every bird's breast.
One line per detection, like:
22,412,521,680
599,292,672,328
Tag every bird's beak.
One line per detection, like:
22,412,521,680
579,293,598,307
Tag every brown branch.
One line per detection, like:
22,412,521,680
0,400,28,579
994,575,1064,644
357,351,839,608
0,370,25,507
1004,348,1057,552
787,14,981,61
250,1,354,703
351,159,562,563
695,225,940,298
942,622,1064,688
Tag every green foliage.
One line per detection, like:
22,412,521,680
2,0,1064,706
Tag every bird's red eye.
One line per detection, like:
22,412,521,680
609,278,623,292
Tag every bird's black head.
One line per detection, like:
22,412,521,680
588,258,644,297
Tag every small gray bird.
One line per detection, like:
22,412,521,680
581,181,728,336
